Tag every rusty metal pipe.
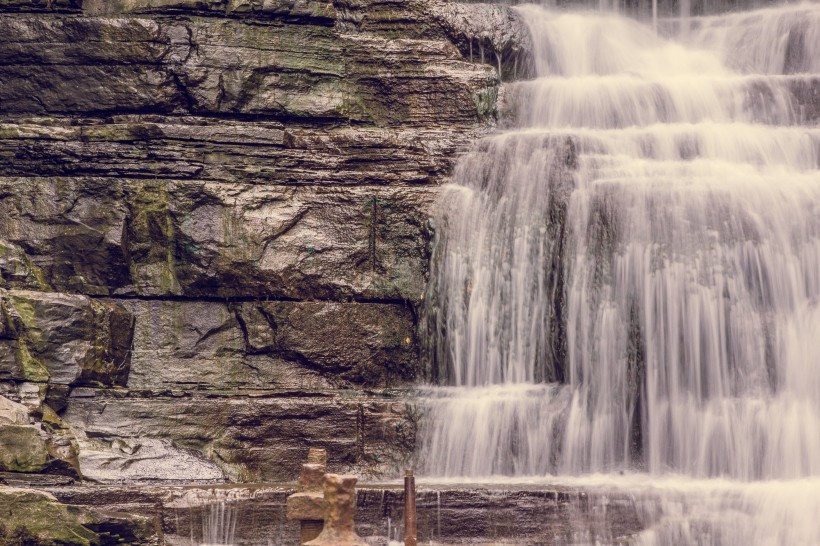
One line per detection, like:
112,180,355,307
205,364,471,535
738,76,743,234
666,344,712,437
404,469,417,546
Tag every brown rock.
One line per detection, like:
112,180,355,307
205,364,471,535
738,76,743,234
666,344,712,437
0,290,134,387
306,474,367,546
287,490,324,522
307,447,328,466
0,394,29,424
299,463,325,492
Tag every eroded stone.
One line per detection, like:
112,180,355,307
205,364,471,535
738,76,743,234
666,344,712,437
306,473,367,546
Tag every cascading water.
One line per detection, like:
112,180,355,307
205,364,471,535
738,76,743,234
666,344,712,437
171,489,240,546
421,2,820,543
201,501,238,546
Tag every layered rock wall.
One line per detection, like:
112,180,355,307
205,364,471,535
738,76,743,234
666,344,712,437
0,0,527,482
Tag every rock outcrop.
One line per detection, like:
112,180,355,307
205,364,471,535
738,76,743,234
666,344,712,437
0,486,100,545
0,0,530,484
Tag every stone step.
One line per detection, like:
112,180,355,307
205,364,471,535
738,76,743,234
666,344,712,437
63,388,418,482
498,74,820,128
0,117,480,185
39,482,644,545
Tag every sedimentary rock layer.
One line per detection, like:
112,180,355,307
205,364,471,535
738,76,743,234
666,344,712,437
0,0,530,483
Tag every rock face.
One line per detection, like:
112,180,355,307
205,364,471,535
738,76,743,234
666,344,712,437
0,0,529,484
0,486,100,545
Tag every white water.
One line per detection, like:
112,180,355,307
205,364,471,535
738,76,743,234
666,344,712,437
201,501,237,546
168,488,241,546
422,3,820,544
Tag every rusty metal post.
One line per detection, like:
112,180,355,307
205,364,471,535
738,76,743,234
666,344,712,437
404,469,417,546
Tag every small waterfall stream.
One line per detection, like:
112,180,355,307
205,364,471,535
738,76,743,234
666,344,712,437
421,2,820,543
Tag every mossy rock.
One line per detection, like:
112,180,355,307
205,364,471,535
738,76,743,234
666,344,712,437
0,425,49,472
0,487,99,545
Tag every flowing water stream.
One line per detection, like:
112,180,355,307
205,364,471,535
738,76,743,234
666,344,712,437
421,2,820,543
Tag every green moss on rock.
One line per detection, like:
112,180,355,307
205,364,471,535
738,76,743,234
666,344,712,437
126,181,181,294
0,487,99,546
0,425,49,472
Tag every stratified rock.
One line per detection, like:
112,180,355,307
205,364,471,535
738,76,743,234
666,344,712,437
0,391,82,477
0,0,512,484
0,179,436,301
0,289,133,387
0,15,495,125
83,0,336,21
245,301,417,385
0,0,82,12
429,2,535,81
39,482,646,545
63,388,417,482
0,240,49,291
0,394,29,424
118,299,414,390
72,436,225,483
0,486,99,545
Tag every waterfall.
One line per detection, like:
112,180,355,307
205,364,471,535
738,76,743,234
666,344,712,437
421,3,820,541
170,488,241,546
201,501,237,546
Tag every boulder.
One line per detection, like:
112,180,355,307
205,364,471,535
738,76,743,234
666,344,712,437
0,486,99,545
0,424,48,472
0,394,29,425
0,290,134,387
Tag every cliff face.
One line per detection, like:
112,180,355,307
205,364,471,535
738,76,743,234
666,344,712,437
0,0,528,482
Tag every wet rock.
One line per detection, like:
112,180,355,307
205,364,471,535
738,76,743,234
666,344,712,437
430,2,535,81
63,389,417,482
0,290,133,387
83,510,158,546
118,299,415,390
83,0,336,22
0,0,82,12
0,179,436,301
0,0,506,486
39,482,647,545
246,301,417,386
0,118,473,187
0,16,496,126
0,390,82,478
0,240,49,291
0,471,74,487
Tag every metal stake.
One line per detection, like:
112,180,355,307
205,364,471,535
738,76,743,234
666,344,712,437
404,469,417,546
